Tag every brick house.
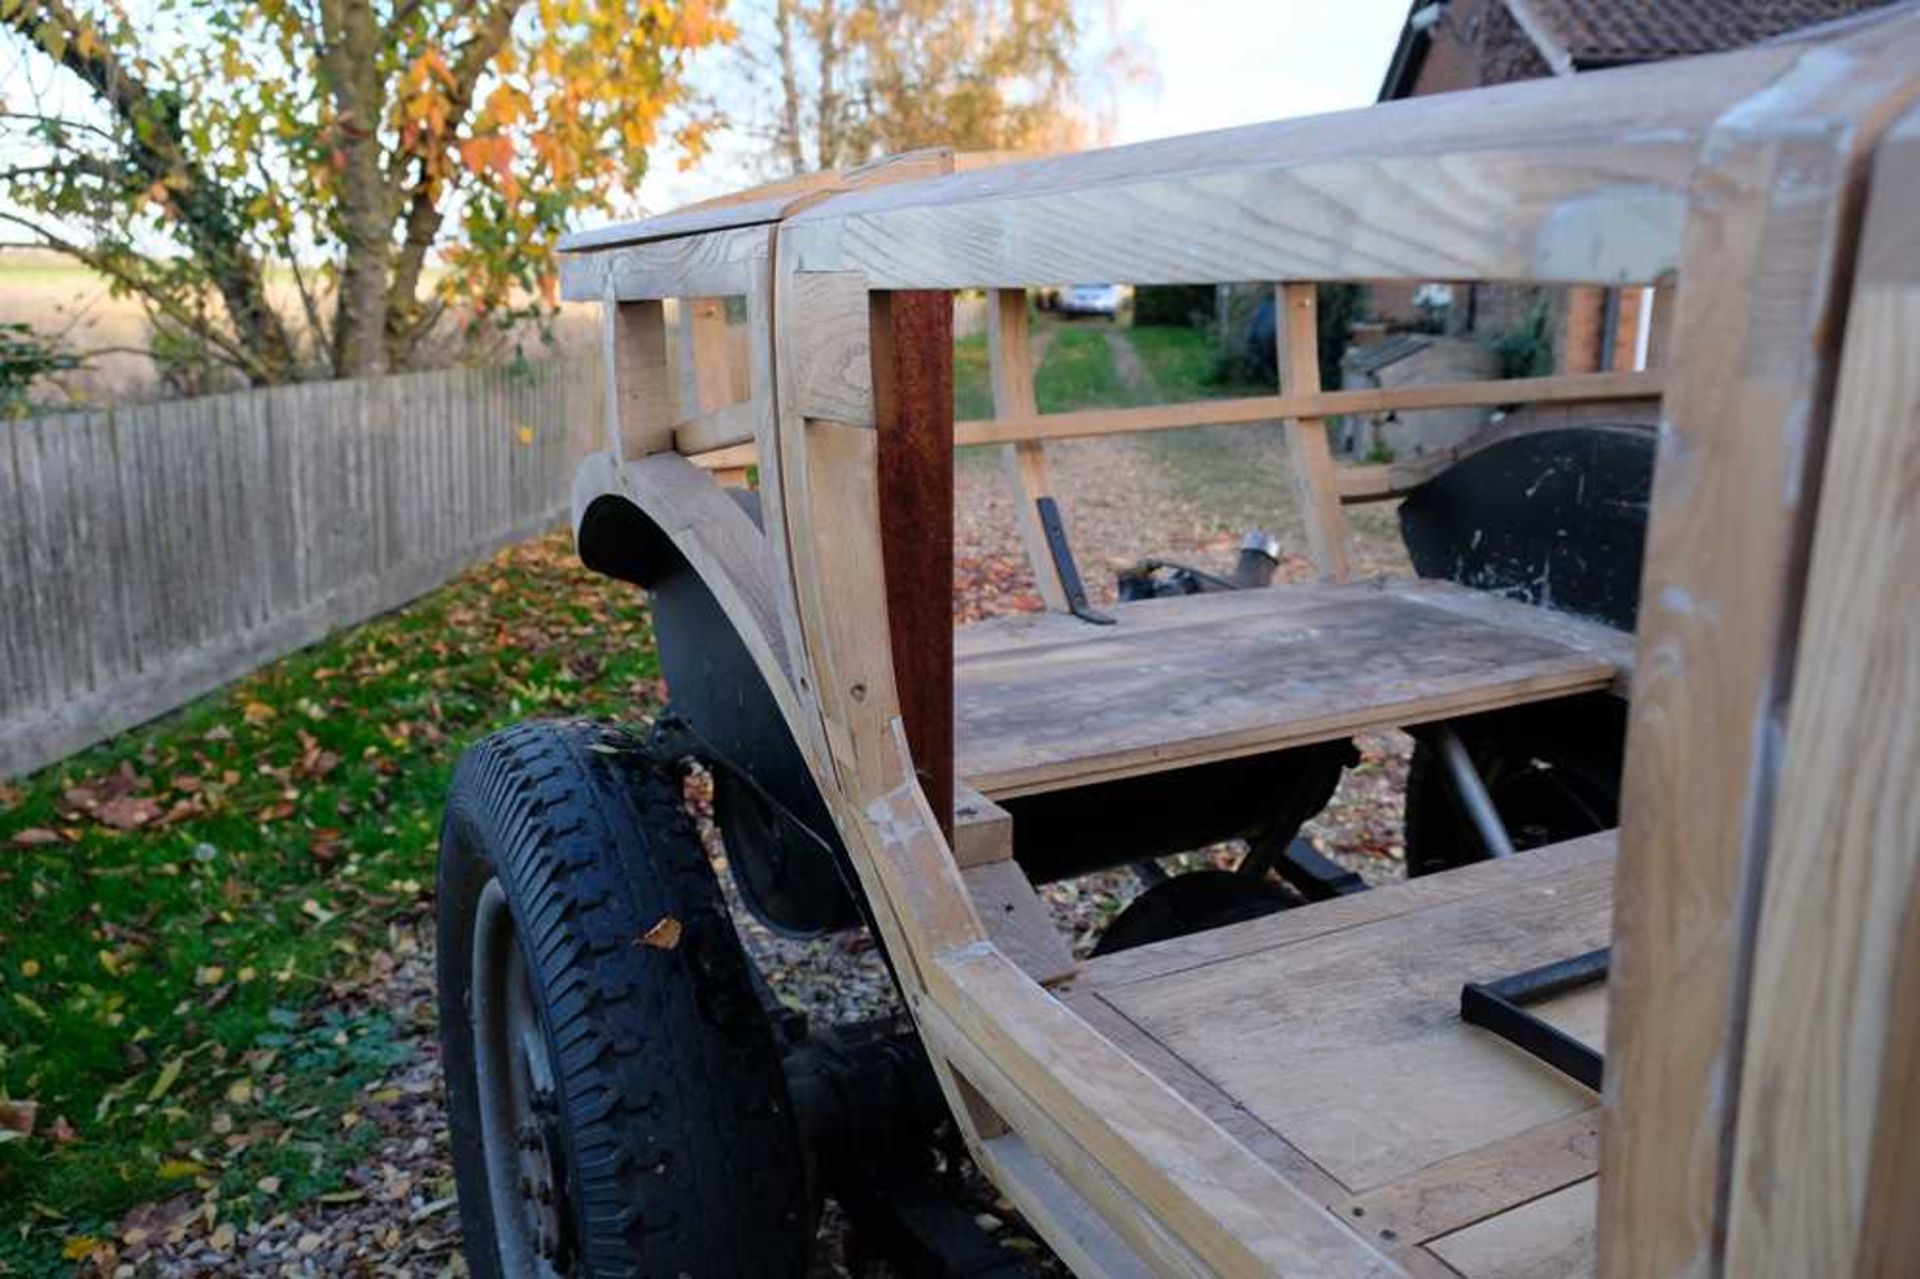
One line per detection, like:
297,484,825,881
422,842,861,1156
1369,0,1895,371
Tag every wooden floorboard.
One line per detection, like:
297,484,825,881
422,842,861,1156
1104,851,1611,1190
1054,835,1613,1278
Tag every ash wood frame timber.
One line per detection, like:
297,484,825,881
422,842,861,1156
1720,102,1920,1279
554,13,1920,1273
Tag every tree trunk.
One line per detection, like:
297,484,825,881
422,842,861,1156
813,0,842,170
774,0,809,174
321,0,392,377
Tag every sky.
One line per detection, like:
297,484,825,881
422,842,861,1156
639,0,1412,211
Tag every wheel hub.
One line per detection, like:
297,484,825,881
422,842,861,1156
472,879,576,1278
514,1087,572,1268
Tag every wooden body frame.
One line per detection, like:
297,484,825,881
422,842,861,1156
559,18,1920,1275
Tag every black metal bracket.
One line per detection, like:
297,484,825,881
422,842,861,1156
1460,948,1609,1091
1036,496,1115,625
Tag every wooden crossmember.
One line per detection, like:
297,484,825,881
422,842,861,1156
948,368,1661,449
677,296,735,418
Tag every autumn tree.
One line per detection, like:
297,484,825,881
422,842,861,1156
0,0,729,384
757,0,1081,173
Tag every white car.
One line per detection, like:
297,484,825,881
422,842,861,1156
1055,282,1125,319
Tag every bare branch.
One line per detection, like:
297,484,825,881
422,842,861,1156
0,109,122,146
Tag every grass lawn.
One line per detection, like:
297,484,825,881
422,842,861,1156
1033,325,1136,411
1126,323,1271,401
0,534,660,1270
954,330,994,422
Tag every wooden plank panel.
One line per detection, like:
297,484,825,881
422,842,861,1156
1347,1110,1601,1246
1067,831,1615,995
1722,107,1920,1279
961,859,1076,985
1067,991,1352,1209
771,28,1920,294
930,953,1404,1277
1857,896,1920,1278
115,405,164,662
1105,849,1612,1190
871,289,955,836
1,359,602,779
0,421,32,712
14,418,72,703
48,413,103,696
955,584,1617,798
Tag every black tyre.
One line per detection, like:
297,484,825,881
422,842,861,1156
438,720,810,1277
1403,694,1626,877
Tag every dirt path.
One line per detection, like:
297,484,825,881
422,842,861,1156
1102,326,1151,395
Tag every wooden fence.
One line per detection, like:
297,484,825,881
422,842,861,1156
0,359,604,778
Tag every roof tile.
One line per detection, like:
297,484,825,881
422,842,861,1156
1520,0,1898,63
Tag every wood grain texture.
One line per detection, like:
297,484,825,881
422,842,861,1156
683,296,735,415
670,398,758,455
1,361,602,779
1857,891,1920,1278
872,290,956,837
931,951,1403,1277
1589,22,1920,1275
776,39,1839,289
780,272,874,425
954,582,1622,798
972,1133,1161,1279
1066,829,1613,990
1345,1111,1601,1248
1278,283,1353,580
930,1009,1222,1279
1597,24,1920,1278
559,222,766,300
1722,107,1920,1279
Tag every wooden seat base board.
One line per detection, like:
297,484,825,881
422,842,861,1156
955,580,1630,799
